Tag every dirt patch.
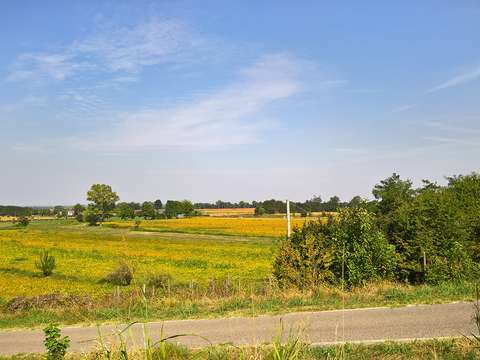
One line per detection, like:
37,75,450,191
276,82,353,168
6,293,93,312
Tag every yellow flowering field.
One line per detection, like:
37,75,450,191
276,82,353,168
108,217,307,238
0,228,275,301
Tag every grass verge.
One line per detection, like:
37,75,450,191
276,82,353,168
1,337,480,359
0,281,477,330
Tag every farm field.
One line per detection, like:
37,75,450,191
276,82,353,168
108,217,308,238
0,225,275,301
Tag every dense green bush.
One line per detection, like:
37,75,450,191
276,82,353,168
275,172,480,287
83,210,99,226
332,207,396,286
274,207,396,288
374,172,480,283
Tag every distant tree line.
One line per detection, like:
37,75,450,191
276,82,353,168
1,193,366,219
193,195,368,215
0,205,31,217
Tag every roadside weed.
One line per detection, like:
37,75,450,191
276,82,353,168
43,323,70,360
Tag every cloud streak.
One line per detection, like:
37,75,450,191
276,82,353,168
426,66,480,93
73,53,307,152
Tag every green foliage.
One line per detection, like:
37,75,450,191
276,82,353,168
142,201,156,219
274,216,336,288
43,323,70,360
323,196,341,212
263,199,287,214
0,205,30,217
274,207,396,288
86,184,120,226
272,318,305,360
83,210,99,226
106,262,135,286
164,200,194,218
332,207,397,286
117,202,135,220
254,206,265,216
73,203,86,216
35,250,56,277
154,199,163,210
182,199,195,216
165,200,183,218
374,172,480,283
16,209,31,227
156,211,167,219
372,173,416,215
133,219,142,229
425,242,479,285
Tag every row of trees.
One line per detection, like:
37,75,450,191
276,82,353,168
2,192,364,221
75,185,199,225
193,196,365,213
274,172,480,287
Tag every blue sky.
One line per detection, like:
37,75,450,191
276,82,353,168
1,0,480,206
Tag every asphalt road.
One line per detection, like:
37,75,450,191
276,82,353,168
0,302,477,356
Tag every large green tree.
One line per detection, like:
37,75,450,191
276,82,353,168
372,173,415,215
117,202,135,220
153,199,163,210
141,201,156,219
164,200,184,218
86,184,120,226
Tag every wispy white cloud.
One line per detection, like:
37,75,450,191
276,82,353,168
426,66,480,93
96,76,140,88
386,104,415,115
421,135,478,146
6,19,204,83
1,95,48,112
70,20,200,72
6,53,92,83
72,53,307,152
416,119,480,134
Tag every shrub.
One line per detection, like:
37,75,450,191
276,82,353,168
145,271,175,289
332,207,396,286
106,262,135,286
425,242,480,285
84,211,99,226
35,250,56,277
254,206,265,216
17,209,31,227
274,207,397,288
274,217,336,288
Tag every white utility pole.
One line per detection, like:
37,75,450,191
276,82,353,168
286,199,291,238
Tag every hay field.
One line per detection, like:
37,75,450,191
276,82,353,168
197,208,255,216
